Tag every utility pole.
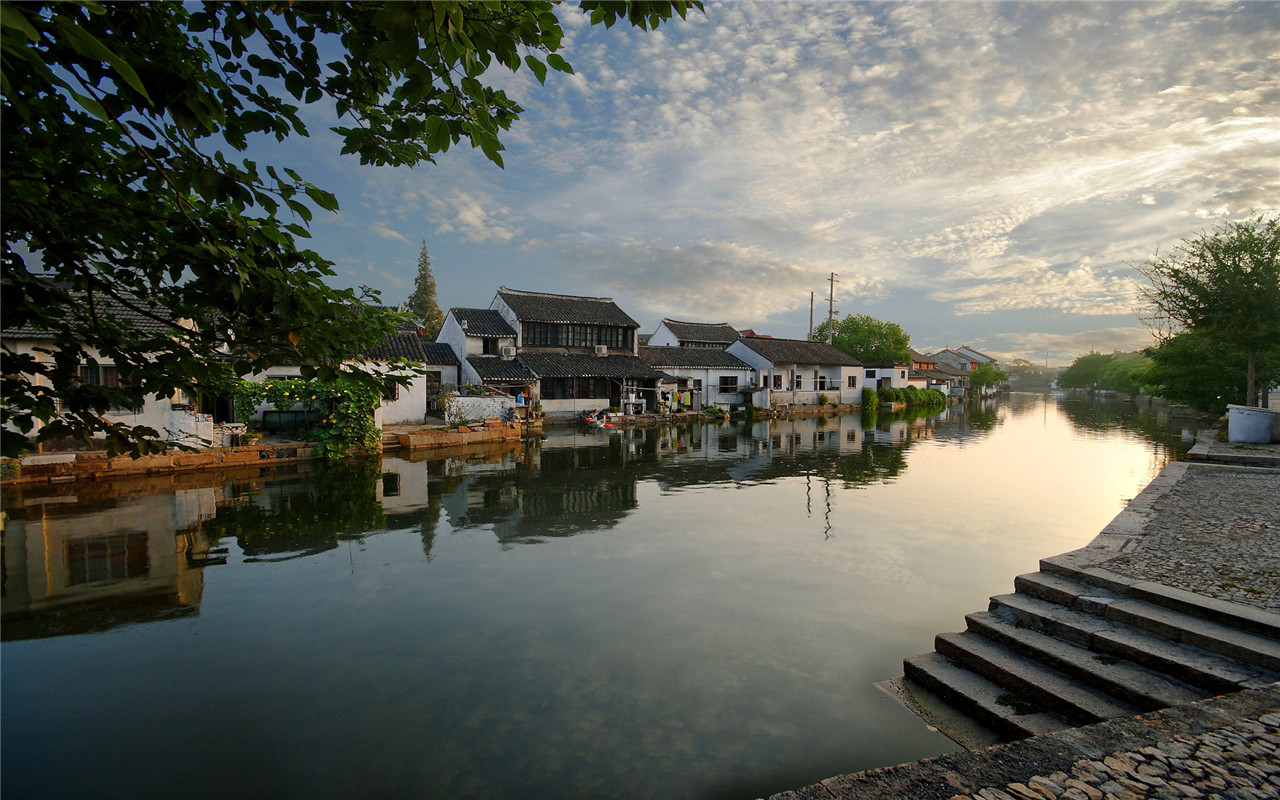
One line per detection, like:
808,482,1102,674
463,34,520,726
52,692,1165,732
808,291,814,340
826,272,839,343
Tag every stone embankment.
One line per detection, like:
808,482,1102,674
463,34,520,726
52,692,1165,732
769,438,1280,800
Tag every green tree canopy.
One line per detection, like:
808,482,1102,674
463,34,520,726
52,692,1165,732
1143,331,1280,414
968,362,1008,393
1136,214,1280,406
812,314,911,363
406,242,445,337
1,0,697,457
1057,352,1117,390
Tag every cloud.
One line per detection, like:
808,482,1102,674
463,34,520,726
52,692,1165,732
999,327,1159,365
370,225,410,243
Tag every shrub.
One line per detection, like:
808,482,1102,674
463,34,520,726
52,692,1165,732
879,386,899,403
862,387,878,407
817,393,829,406
902,385,921,404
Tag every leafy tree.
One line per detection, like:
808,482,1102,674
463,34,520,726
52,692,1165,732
1136,214,1280,406
406,241,445,337
1143,331,1279,414
813,314,911,363
968,362,1008,393
1,1,698,458
1057,352,1117,390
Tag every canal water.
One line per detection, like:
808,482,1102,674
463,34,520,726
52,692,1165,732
2,394,1192,800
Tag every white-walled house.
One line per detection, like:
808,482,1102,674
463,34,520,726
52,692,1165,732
649,319,740,349
437,308,520,386
1,288,213,450
862,362,910,391
243,332,458,430
726,336,862,406
489,288,665,416
637,346,756,410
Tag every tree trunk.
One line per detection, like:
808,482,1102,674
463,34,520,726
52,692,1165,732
1247,352,1258,406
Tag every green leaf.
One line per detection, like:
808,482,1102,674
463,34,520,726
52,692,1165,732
524,54,547,85
1,5,40,41
546,53,573,74
304,185,340,212
54,15,151,102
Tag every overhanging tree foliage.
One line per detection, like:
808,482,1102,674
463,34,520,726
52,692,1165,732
812,314,911,363
1,0,698,458
1136,214,1280,407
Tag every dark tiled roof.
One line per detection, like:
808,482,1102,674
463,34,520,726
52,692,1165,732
420,342,460,366
3,284,183,340
638,346,752,370
933,362,969,377
469,356,538,382
735,337,862,367
519,352,667,380
361,332,426,362
451,308,516,337
497,288,639,327
861,360,909,369
660,318,739,344
959,345,996,362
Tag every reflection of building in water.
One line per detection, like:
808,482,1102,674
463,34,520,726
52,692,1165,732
1,487,219,639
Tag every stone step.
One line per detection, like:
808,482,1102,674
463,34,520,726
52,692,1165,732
964,611,1208,711
902,652,1071,741
1014,570,1280,670
1040,557,1280,640
990,592,1278,693
1102,597,1280,672
934,631,1138,724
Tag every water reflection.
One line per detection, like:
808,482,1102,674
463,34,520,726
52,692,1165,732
2,396,1186,642
1,395,1192,800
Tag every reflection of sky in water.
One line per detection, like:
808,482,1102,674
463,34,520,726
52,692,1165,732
1,395,1187,800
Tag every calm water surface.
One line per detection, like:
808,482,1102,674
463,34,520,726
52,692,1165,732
2,394,1190,800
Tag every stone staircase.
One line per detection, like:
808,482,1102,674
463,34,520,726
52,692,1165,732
903,558,1280,743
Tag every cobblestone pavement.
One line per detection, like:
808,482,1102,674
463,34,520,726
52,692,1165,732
948,710,1280,800
1097,466,1280,612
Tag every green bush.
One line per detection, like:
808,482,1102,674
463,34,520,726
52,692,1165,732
921,388,947,406
817,393,829,406
862,387,878,407
879,386,899,403
902,385,921,403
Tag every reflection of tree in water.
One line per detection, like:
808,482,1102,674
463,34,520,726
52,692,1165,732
825,444,910,488
1056,395,1191,457
203,461,385,561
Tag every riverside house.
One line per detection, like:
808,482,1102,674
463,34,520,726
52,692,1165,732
1,284,214,449
726,336,862,406
648,318,741,349
637,346,757,411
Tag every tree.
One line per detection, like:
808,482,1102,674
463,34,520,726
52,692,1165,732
1058,352,1116,390
1136,214,1280,406
1,1,698,458
813,314,911,363
968,362,1008,394
1144,331,1280,414
406,242,445,337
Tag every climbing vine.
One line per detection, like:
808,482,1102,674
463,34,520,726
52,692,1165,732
231,377,383,460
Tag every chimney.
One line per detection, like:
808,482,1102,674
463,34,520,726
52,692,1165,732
460,319,468,330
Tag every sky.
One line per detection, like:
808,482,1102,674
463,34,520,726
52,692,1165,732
282,1,1279,366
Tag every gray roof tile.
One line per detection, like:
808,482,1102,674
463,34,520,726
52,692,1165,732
450,308,516,337
660,319,739,344
469,356,539,382
638,346,752,370
519,352,667,380
735,337,862,367
497,288,639,327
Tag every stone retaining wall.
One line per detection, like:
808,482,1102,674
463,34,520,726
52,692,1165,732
396,422,521,450
2,443,316,486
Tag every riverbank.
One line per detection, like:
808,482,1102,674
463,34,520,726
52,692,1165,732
768,439,1280,800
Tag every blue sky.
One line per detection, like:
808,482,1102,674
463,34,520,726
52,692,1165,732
282,1,1278,365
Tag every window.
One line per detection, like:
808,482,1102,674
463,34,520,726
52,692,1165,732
865,369,877,379
817,375,828,390
692,379,702,392
772,374,782,390
79,364,121,388
718,375,738,394
795,375,803,391
64,531,148,585
847,375,857,388
382,472,401,497
900,370,906,379
383,379,400,402
483,338,498,355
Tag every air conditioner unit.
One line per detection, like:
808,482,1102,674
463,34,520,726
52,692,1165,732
501,346,517,359
594,345,609,356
